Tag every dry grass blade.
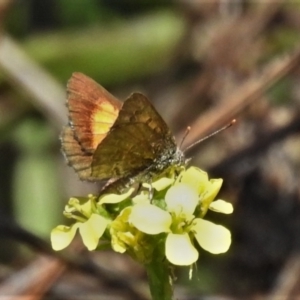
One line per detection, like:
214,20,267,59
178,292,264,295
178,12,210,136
0,34,66,128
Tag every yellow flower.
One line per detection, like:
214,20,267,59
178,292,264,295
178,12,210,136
110,207,154,263
129,167,233,266
51,190,133,251
50,166,233,267
51,213,108,251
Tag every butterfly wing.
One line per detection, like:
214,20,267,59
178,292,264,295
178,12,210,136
91,92,177,179
67,72,122,153
61,73,122,180
61,126,100,180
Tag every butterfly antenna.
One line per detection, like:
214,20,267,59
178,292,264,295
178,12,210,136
180,126,191,149
183,119,236,152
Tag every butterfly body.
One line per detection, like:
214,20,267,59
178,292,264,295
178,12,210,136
61,73,186,194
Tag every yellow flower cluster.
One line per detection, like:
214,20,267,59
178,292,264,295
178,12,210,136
51,167,233,266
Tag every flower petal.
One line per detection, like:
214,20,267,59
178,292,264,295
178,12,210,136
80,197,94,217
99,187,134,204
177,167,208,191
209,199,233,214
165,183,198,215
65,197,81,213
199,179,223,217
79,214,108,250
132,191,150,205
193,219,231,254
202,179,223,203
143,176,174,191
129,204,171,234
51,223,80,251
165,233,199,266
111,234,128,253
110,207,132,253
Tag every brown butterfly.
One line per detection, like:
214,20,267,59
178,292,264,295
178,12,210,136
61,73,186,194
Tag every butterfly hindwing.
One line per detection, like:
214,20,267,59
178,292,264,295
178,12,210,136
60,126,98,180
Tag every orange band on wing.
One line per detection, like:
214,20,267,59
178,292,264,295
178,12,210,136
91,102,119,149
66,73,122,153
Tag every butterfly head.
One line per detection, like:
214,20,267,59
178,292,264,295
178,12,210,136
166,146,188,173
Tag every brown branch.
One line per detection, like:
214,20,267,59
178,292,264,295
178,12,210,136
180,47,300,148
0,256,65,300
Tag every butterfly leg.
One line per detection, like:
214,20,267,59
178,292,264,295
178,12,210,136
148,181,154,201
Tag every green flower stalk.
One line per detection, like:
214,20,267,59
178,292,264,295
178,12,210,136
51,167,233,299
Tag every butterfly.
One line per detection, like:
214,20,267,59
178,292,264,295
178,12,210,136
61,73,187,194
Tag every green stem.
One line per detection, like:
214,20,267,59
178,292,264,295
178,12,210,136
145,259,173,300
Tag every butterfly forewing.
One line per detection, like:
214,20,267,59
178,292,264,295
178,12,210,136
67,73,122,153
91,93,178,179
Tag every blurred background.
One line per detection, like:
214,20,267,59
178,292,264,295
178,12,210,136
1,0,300,299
